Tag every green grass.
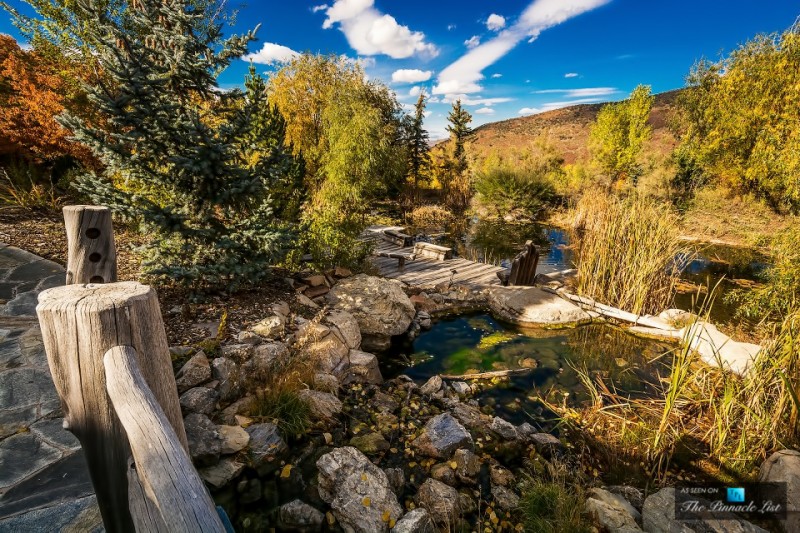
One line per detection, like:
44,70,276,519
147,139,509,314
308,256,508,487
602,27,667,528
519,479,591,533
250,389,311,438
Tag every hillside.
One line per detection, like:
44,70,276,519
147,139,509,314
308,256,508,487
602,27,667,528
468,89,683,164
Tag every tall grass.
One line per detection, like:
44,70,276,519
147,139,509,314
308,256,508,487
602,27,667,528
0,163,63,210
571,190,689,315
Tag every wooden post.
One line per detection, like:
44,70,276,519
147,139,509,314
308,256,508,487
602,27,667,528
63,205,117,285
36,282,189,532
105,346,224,532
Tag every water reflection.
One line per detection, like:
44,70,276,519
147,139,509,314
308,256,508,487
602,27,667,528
381,313,672,424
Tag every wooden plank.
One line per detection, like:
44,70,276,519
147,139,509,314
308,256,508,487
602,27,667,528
105,345,225,532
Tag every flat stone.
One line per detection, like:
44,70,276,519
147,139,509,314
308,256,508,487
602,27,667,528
349,432,390,455
0,404,39,439
391,507,434,533
198,457,245,489
0,494,101,533
487,286,591,327
6,260,63,283
1,291,39,316
682,322,761,375
29,418,80,451
0,368,58,411
218,425,250,454
0,433,62,490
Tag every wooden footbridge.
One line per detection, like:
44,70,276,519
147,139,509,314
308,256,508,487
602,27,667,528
362,225,538,290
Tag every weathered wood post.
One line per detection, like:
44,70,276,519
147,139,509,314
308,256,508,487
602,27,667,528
36,206,224,532
63,205,117,284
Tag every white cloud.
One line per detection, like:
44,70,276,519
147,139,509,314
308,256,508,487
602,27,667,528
443,94,513,106
320,0,438,59
486,14,506,31
464,35,481,49
475,107,495,115
392,69,432,83
491,73,502,78
409,86,421,97
564,72,578,78
311,4,329,12
243,42,299,64
519,107,538,115
532,87,616,97
518,96,606,115
448,24,457,31
434,0,609,95
356,56,376,68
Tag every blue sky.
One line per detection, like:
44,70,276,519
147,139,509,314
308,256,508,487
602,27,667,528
3,0,799,138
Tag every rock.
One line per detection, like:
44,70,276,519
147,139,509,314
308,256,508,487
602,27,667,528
384,467,405,496
453,448,481,484
237,478,262,504
246,423,288,470
314,372,340,393
279,499,325,532
491,485,520,512
416,311,432,330
759,449,800,533
298,389,342,420
235,330,262,346
585,488,642,532
220,343,254,362
658,308,697,325
184,413,221,466
198,457,245,489
249,342,290,376
326,274,416,350
298,321,349,374
458,491,478,514
682,321,761,375
175,352,211,393
416,478,460,527
487,286,591,327
350,432,390,455
490,416,519,440
304,274,328,287
430,463,457,485
316,446,403,533
305,285,330,299
252,315,285,339
211,357,243,403
490,464,514,487
530,433,563,458
450,403,490,431
179,387,218,415
272,300,291,317
338,350,383,385
414,413,473,459
373,392,400,413
326,311,362,350
419,375,443,396
516,422,538,441
296,293,320,309
218,425,250,454
450,381,471,396
169,345,194,357
218,395,254,425
606,485,644,512
391,508,434,533
334,266,353,278
410,294,436,312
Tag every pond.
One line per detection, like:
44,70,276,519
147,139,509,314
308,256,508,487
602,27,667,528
381,313,674,426
416,218,769,324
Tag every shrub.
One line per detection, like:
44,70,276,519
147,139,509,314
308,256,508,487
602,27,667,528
250,389,311,438
0,159,63,210
571,190,688,315
408,204,454,230
474,168,555,220
520,478,590,533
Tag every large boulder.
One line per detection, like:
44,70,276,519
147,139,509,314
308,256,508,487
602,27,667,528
326,274,416,350
316,446,403,533
759,449,800,533
325,311,362,350
297,321,350,374
487,286,591,327
413,413,473,458
682,322,761,375
416,478,460,527
585,488,642,533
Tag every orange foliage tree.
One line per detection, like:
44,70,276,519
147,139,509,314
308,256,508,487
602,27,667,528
0,34,92,167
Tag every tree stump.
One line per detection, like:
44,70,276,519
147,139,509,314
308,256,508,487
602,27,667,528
36,282,187,532
63,205,117,285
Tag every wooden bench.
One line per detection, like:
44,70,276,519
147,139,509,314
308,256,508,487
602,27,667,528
382,229,413,247
413,241,452,260
377,250,416,269
497,240,539,286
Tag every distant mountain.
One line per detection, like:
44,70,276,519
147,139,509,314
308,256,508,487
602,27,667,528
467,89,683,164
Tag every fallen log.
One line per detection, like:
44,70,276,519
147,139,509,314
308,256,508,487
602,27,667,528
441,368,533,380
545,288,677,331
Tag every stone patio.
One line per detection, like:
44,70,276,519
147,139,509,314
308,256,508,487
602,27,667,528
0,244,102,532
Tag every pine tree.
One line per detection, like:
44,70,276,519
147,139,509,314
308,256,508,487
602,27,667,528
443,99,474,212
406,91,430,204
57,0,292,293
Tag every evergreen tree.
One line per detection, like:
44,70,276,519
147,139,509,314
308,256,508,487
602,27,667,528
443,99,474,212
406,91,430,204
57,0,292,293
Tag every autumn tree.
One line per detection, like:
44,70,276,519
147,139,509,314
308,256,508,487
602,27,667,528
676,22,800,211
0,35,92,170
589,84,654,185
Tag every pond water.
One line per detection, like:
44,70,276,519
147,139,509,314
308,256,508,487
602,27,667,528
382,313,673,426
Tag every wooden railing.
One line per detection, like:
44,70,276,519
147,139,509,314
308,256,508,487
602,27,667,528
36,206,224,533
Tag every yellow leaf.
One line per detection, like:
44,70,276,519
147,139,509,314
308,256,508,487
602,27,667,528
362,497,371,507
382,510,390,522
280,464,293,478
326,512,335,526
449,461,458,469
